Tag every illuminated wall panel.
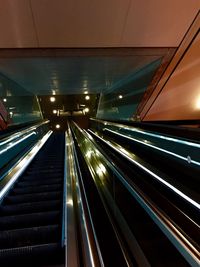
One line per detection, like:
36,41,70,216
144,32,200,121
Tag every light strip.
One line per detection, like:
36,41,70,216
88,130,200,210
0,121,49,147
0,131,52,201
94,119,200,148
0,132,36,155
105,128,200,167
123,127,200,148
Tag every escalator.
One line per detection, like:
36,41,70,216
0,123,199,267
71,122,199,267
0,133,65,266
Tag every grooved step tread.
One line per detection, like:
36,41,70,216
0,225,60,249
16,179,62,187
11,184,62,195
4,191,61,204
0,211,60,230
0,200,61,215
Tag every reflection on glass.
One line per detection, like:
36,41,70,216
0,72,43,130
97,59,162,121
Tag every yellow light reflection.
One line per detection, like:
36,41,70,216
67,199,73,206
195,97,200,109
86,150,93,159
96,163,107,177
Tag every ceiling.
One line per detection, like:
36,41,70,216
0,51,165,95
0,0,198,48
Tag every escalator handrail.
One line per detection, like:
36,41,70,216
73,123,200,267
0,120,49,147
66,124,104,267
89,129,200,211
0,130,52,203
90,118,200,142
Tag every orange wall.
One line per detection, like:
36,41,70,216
144,31,200,121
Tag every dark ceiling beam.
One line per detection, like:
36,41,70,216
0,47,176,58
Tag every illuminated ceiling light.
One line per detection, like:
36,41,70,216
55,124,60,129
85,95,90,100
9,111,13,116
50,96,56,102
52,90,56,95
84,91,88,94
118,95,123,99
53,109,57,114
3,98,7,102
84,107,89,113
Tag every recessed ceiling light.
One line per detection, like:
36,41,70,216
50,96,56,102
84,91,88,94
118,95,123,99
53,110,57,114
3,98,7,102
55,124,60,129
84,107,89,113
85,95,90,100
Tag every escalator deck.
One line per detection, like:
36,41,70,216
0,133,65,266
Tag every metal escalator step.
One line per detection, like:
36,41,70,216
0,243,62,265
27,171,63,175
21,173,63,181
32,160,62,164
0,200,61,215
0,225,60,249
11,184,62,195
28,166,63,172
0,211,60,230
4,191,62,204
16,178,62,187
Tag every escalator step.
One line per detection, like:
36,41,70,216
27,169,63,175
0,211,60,230
0,243,62,265
0,225,60,249
4,191,61,204
11,184,62,195
32,160,62,164
21,173,63,180
0,200,61,215
16,178,62,187
28,166,63,172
